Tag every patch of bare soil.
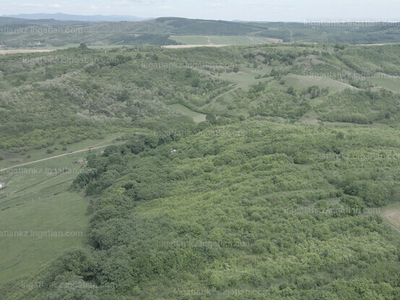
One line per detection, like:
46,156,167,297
263,37,283,43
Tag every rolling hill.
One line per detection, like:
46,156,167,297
1,41,400,299
4,13,152,22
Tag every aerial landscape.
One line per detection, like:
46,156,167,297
1,0,400,299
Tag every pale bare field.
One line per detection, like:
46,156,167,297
0,49,54,55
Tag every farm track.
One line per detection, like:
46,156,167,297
0,145,110,173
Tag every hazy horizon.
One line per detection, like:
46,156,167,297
2,0,400,22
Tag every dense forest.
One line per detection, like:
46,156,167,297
3,120,400,299
1,42,400,299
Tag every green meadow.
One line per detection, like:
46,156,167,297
0,149,107,286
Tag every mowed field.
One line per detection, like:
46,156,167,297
170,36,209,45
0,150,99,286
0,50,54,54
367,76,400,93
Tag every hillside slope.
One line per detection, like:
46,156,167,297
3,120,400,299
1,43,400,299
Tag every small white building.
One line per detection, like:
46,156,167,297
0,183,4,190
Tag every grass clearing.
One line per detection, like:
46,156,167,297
368,76,400,93
218,71,270,89
169,104,206,123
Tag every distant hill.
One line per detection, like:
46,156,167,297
1,16,400,47
3,13,152,22
0,16,88,27
88,17,274,36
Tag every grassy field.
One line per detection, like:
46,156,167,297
0,44,128,52
283,74,355,93
208,36,254,45
0,149,102,286
169,104,207,123
170,36,208,45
